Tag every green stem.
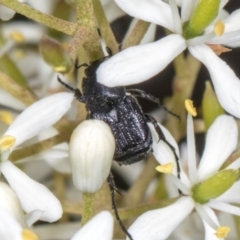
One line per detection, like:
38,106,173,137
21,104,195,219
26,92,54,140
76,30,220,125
81,193,95,225
118,197,179,220
62,196,179,219
75,0,102,61
92,0,119,54
0,0,77,35
9,131,73,162
122,20,150,49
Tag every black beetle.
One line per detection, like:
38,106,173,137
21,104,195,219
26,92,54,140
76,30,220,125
58,54,180,240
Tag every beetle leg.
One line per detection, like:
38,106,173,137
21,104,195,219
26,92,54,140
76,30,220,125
57,76,85,102
145,114,181,181
127,89,180,121
107,173,133,240
75,62,89,69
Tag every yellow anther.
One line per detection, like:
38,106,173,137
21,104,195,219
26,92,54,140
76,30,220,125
156,163,173,174
0,111,13,125
215,226,230,238
0,135,16,151
21,229,38,240
9,32,25,42
185,99,197,117
214,20,225,36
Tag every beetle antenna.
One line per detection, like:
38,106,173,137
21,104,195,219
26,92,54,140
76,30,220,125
57,76,75,92
58,76,85,102
75,62,89,69
107,173,133,240
158,103,181,122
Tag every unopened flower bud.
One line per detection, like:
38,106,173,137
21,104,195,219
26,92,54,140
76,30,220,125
192,169,239,204
183,0,221,39
39,35,72,73
69,120,115,193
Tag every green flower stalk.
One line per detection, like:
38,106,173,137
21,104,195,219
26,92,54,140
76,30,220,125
202,81,225,130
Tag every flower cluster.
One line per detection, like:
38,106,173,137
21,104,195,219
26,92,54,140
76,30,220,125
1,0,240,239
97,0,240,118
126,104,240,239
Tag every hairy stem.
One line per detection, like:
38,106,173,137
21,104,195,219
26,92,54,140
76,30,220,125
0,0,77,35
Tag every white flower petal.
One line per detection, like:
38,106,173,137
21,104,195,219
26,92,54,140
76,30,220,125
222,9,240,32
208,200,240,216
71,211,113,240
1,161,62,224
226,157,240,170
149,123,179,167
186,113,197,183
3,92,74,151
0,6,15,21
215,180,240,204
2,22,44,44
220,0,228,9
197,115,237,182
25,210,43,227
0,182,26,228
97,34,186,87
169,0,182,34
0,89,26,111
44,155,71,174
195,204,218,230
201,207,220,240
189,44,240,119
114,0,174,31
207,30,240,47
127,197,194,240
0,209,22,240
149,123,191,187
180,0,197,22
102,0,125,23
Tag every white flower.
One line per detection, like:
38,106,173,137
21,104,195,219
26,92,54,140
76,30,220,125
0,182,39,240
97,0,240,118
0,182,40,239
71,211,114,240
69,119,115,193
127,114,240,239
0,182,27,229
0,208,38,240
0,92,74,226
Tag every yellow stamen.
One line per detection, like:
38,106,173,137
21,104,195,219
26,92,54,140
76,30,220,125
0,111,13,125
156,163,173,174
214,20,225,36
9,32,25,42
215,226,230,238
0,135,16,151
185,99,197,116
21,229,38,240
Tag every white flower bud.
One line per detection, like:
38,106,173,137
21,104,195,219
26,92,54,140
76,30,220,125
69,120,115,193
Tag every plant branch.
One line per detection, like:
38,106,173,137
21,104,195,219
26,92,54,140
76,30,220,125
92,0,119,54
122,20,150,49
9,131,72,162
0,0,77,35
